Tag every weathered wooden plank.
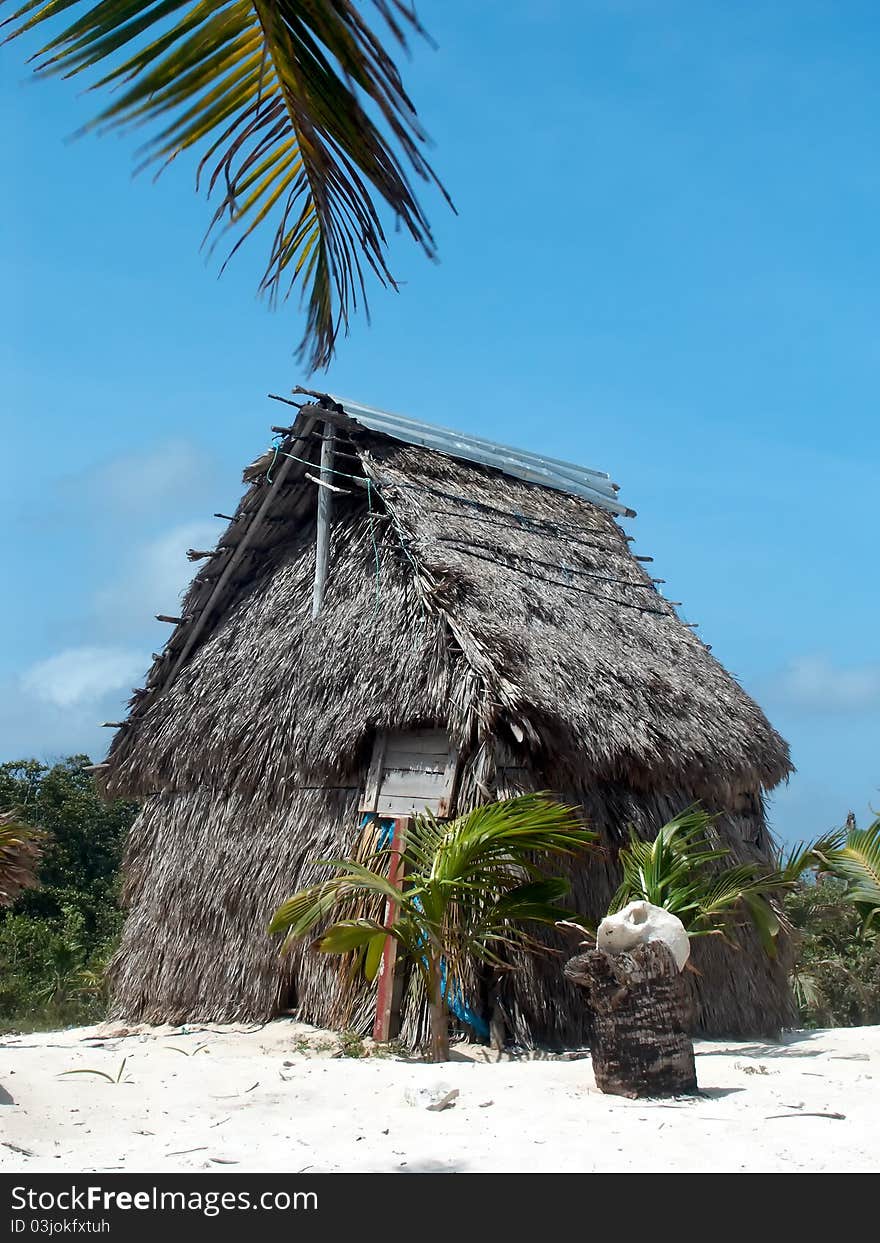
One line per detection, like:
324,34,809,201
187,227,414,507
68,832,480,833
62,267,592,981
374,794,439,815
378,752,448,773
377,768,450,799
373,816,408,1043
311,421,336,619
359,732,388,814
437,746,460,817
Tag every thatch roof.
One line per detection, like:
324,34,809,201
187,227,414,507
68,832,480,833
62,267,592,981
103,397,791,804
103,394,794,1041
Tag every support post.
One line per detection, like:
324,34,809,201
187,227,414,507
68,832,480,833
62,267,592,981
312,421,336,619
373,816,408,1043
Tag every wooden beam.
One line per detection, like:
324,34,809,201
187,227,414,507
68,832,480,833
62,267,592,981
305,471,349,495
360,732,388,814
311,421,336,619
373,815,409,1043
437,744,461,818
161,413,317,694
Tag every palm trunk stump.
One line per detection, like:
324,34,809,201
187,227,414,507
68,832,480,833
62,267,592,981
565,941,697,1098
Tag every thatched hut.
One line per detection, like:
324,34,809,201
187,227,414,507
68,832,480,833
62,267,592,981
102,392,794,1043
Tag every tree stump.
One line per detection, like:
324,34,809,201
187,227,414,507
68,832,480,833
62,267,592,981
564,941,697,1098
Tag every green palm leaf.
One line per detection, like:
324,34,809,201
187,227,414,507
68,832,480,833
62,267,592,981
775,831,846,884
610,805,800,955
269,794,597,1059
817,817,880,935
362,926,387,982
2,0,451,370
314,917,387,953
268,863,406,951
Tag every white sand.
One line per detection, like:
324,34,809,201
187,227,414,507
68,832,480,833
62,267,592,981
1,1020,877,1173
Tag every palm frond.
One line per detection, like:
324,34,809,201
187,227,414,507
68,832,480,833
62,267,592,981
313,917,387,953
267,864,405,953
610,806,797,955
269,796,596,1019
2,0,450,370
0,815,46,907
419,794,596,888
609,807,727,917
791,965,824,1014
818,817,880,935
775,831,846,883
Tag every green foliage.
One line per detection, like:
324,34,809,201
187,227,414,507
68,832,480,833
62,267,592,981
270,794,596,976
813,816,880,936
1,0,449,371
785,878,880,1028
609,807,798,955
269,794,597,1059
337,1030,366,1058
0,757,138,1032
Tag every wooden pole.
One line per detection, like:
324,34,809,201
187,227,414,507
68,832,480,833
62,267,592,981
312,421,336,619
373,816,408,1043
161,413,317,694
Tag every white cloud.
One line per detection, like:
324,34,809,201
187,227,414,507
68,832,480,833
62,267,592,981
94,518,223,631
3,516,222,762
21,646,146,709
770,656,880,713
0,672,129,764
57,440,209,517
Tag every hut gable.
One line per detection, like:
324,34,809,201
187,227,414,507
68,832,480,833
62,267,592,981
103,396,791,805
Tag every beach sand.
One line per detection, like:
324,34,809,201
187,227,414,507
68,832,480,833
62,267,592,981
1,1020,877,1173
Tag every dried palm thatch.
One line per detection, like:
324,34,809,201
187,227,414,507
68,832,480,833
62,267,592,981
103,397,794,1041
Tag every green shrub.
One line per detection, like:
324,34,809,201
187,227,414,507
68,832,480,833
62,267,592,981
0,757,137,1032
786,878,880,1028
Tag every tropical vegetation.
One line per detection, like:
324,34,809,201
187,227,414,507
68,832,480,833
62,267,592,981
269,794,597,1061
785,814,880,1027
610,807,787,952
0,757,138,1032
609,805,879,950
785,877,880,1027
608,805,880,1025
2,754,877,1039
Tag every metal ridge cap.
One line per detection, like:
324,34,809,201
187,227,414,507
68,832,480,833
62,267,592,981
330,395,617,487
336,407,623,508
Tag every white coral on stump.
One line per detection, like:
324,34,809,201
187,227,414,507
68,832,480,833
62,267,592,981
596,900,690,971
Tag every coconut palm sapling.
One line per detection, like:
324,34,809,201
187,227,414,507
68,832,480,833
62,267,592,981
606,807,839,952
784,813,880,1026
269,795,597,1061
811,814,880,938
565,807,835,1098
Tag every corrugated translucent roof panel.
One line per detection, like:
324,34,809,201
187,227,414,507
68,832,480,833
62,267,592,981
331,395,635,517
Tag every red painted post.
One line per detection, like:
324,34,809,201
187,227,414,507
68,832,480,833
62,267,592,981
373,816,407,1043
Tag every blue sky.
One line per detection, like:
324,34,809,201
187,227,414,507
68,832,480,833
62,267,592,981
1,0,877,842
